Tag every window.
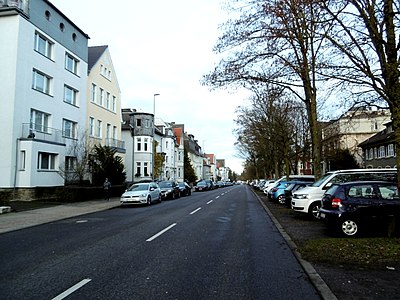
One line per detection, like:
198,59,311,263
166,141,169,149
96,120,102,138
65,156,76,171
32,69,51,94
113,126,117,139
388,144,394,157
20,150,26,170
112,96,116,112
144,162,149,176
144,138,148,151
137,138,142,151
99,88,104,105
64,85,78,105
136,162,141,176
65,53,78,74
369,149,374,160
63,119,77,138
34,32,53,59
106,92,110,109
379,146,385,158
89,117,95,136
136,118,141,127
106,124,111,139
30,109,49,133
91,83,96,102
38,152,56,170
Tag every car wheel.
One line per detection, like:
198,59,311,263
147,196,151,206
308,202,321,220
340,219,359,236
277,195,285,205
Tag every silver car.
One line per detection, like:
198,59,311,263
120,182,161,206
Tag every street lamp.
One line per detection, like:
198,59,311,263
152,93,160,180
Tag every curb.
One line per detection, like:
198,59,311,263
253,190,338,300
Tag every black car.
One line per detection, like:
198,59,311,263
283,181,312,208
195,180,208,192
158,180,180,200
178,182,192,196
319,181,400,237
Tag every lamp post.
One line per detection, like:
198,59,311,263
152,93,160,181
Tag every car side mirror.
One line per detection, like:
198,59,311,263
150,187,154,191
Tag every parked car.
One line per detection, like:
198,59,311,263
283,181,312,208
268,181,291,203
319,181,399,236
178,182,192,196
264,175,313,195
120,182,161,206
158,180,180,200
195,180,208,191
292,168,397,219
205,180,215,190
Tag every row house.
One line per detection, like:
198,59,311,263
358,122,397,169
321,107,391,172
185,133,204,180
121,109,153,183
0,0,124,199
87,46,124,155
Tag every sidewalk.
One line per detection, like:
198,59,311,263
0,198,121,234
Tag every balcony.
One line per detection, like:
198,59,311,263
105,138,126,153
21,123,65,145
0,0,29,16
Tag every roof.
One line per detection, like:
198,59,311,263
358,127,395,148
88,45,108,72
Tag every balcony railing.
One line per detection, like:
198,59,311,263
105,138,125,150
0,0,29,14
21,123,65,144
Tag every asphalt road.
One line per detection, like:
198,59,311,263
0,185,320,299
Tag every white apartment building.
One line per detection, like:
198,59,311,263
0,1,89,194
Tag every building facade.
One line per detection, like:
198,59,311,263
87,45,124,156
0,0,89,195
321,107,391,172
358,122,397,168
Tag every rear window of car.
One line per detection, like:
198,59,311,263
379,186,399,200
348,185,375,198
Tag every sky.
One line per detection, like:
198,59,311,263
50,0,249,174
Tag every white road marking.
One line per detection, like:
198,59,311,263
146,223,177,242
216,196,220,199
190,207,202,215
207,200,213,204
52,278,91,300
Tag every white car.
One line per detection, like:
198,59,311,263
120,182,161,206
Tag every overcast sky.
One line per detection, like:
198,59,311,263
50,0,250,173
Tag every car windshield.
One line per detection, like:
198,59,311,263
159,182,172,188
312,173,332,187
128,184,148,191
178,182,185,187
197,181,206,186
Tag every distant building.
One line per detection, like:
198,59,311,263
358,122,396,168
321,107,391,172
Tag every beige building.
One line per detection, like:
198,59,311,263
322,107,391,171
87,46,125,156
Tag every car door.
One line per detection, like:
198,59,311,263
346,184,378,221
150,183,158,201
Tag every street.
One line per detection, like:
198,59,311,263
0,185,320,299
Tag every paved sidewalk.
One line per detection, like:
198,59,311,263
0,198,121,234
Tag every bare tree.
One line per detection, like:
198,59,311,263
58,131,94,185
203,0,334,178
318,0,400,181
